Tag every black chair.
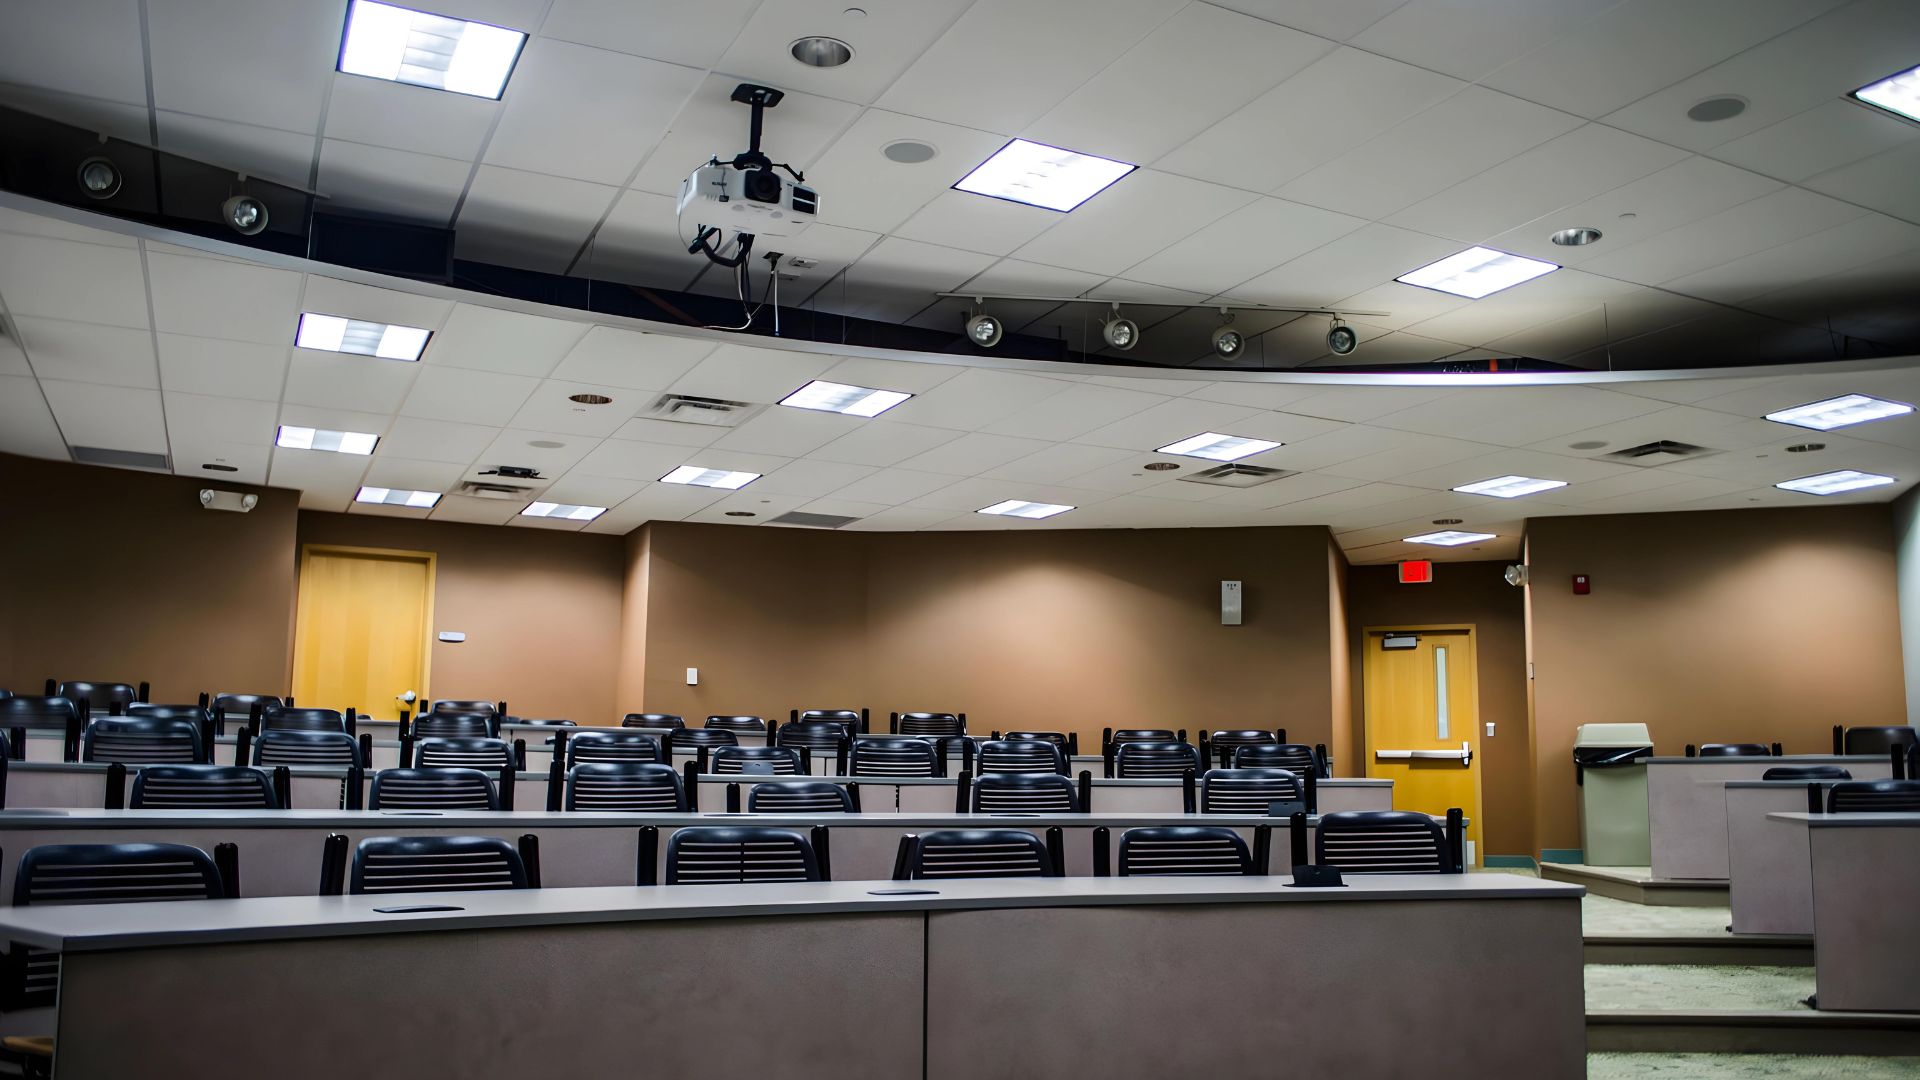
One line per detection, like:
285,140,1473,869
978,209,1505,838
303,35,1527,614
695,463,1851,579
893,712,964,737
969,771,1080,813
1113,826,1261,876
564,763,687,811
1002,731,1076,756
1695,743,1773,757
1114,741,1202,779
1762,765,1851,781
81,716,205,764
848,736,939,777
1233,742,1326,777
130,765,278,809
704,715,767,735
1837,725,1919,756
126,703,212,725
1826,779,1920,813
893,829,1058,880
412,713,498,739
369,768,497,810
976,739,1068,775
347,836,530,894
0,696,80,752
427,700,498,716
1315,811,1450,874
567,731,663,766
253,729,362,768
778,721,850,757
668,728,739,750
414,736,515,771
746,781,857,813
260,706,349,734
711,745,805,775
55,681,140,714
210,692,281,722
510,718,575,727
665,826,824,884
624,713,685,729
1199,768,1302,814
1205,729,1278,768
797,709,863,726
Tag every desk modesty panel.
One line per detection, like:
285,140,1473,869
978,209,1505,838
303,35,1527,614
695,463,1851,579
1647,757,1893,880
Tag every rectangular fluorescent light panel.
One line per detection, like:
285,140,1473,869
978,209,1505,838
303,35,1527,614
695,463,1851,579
356,486,441,508
778,380,912,417
1396,246,1558,299
521,501,607,521
1155,432,1283,462
661,466,760,490
276,425,379,455
296,312,431,361
953,139,1136,212
1404,530,1497,547
1853,64,1920,123
338,0,526,99
1764,394,1914,431
978,500,1074,519
1775,470,1897,496
1453,475,1568,499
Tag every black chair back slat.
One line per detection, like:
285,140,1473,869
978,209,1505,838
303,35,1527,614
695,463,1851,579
849,736,939,778
624,713,685,729
415,736,514,771
971,772,1079,813
704,715,767,734
1315,811,1447,874
1118,826,1256,876
81,716,206,764
130,765,278,809
564,763,687,812
412,713,498,739
368,768,498,810
0,696,79,732
1206,729,1278,766
259,706,348,734
253,729,362,768
1232,742,1324,777
1762,765,1851,781
1200,768,1301,814
57,681,140,714
1696,743,1773,758
896,829,1055,880
1840,725,1919,756
670,728,740,749
428,700,498,716
1826,778,1920,813
745,781,855,813
1114,741,1201,779
711,746,804,775
350,835,528,894
665,826,822,884
976,740,1068,776
895,712,964,737
567,730,663,766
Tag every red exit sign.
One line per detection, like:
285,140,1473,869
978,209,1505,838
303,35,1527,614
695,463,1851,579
1398,560,1433,584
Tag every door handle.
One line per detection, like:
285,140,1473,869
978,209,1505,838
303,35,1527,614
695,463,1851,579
1374,742,1472,766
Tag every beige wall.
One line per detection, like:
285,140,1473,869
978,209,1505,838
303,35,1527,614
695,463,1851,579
0,453,299,702
1526,507,1906,852
1326,538,1353,772
1346,560,1533,859
297,513,624,725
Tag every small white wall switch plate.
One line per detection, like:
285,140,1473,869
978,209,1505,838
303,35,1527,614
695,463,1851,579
686,667,699,686
436,631,465,643
1485,722,1496,737
1221,580,1243,625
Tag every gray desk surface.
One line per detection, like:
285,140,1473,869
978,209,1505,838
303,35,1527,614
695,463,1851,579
1765,811,1920,828
0,809,1347,829
1725,779,1854,789
0,873,1582,952
1646,755,1884,765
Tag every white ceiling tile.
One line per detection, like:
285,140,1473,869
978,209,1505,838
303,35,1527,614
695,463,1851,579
715,0,975,106
1372,386,1666,447
550,326,715,391
276,403,397,437
40,379,167,453
708,406,864,457
824,468,960,505
840,506,966,531
1128,199,1367,298
13,317,156,388
373,418,499,465
1803,139,1920,225
315,140,472,224
682,490,814,526
610,417,729,447
1181,377,1327,412
627,74,857,196
608,480,731,521
1580,187,1868,286
360,456,466,491
1283,385,1459,423
321,74,499,162
1708,98,1920,184
752,458,881,497
153,111,315,186
668,343,840,404
895,432,1053,477
454,167,618,274
429,495,521,525
893,191,1061,257
537,472,646,508
484,40,702,186
981,382,1169,441
0,0,148,106
1073,397,1266,452
541,0,760,68
572,438,703,481
877,0,1185,133
571,190,698,289
282,351,419,413
1313,433,1502,481
170,438,270,484
1160,47,1464,190
1393,447,1636,491
147,252,303,345
811,422,964,467
906,476,1111,514
979,442,1138,483
147,0,340,134
1024,4,1333,164
399,366,541,425
801,110,1012,234
1352,0,1618,82
818,237,998,323
424,304,589,377
1233,223,1459,308
0,235,149,328
474,429,598,476
0,86,151,143
1011,171,1257,277
0,374,67,458
817,356,965,396
504,380,646,437
878,368,1073,432
1209,1,1411,41
0,207,138,250
0,330,27,377
1661,214,1920,305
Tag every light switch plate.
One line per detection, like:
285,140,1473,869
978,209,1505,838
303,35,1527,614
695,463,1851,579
686,667,698,686
1484,722,1495,737
1221,580,1243,626
436,631,465,643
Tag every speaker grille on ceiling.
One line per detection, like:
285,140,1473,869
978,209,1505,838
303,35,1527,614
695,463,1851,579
71,446,171,470
767,511,861,529
1602,440,1716,465
1178,463,1296,488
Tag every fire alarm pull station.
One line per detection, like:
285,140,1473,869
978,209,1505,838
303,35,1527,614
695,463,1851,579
1572,574,1591,595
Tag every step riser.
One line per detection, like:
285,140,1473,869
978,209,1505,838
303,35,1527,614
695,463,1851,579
1588,1022,1920,1056
1585,943,1815,965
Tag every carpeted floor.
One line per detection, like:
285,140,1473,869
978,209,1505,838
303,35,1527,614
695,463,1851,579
1585,965,1814,1012
1589,1053,1920,1078
1582,893,1736,937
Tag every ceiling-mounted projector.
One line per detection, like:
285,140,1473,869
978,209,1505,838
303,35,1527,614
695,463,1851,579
678,84,818,268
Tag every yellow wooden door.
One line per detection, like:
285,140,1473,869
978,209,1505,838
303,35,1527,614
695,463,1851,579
1363,627,1483,865
292,546,435,721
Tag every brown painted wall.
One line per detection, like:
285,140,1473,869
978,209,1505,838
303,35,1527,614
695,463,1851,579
1326,538,1353,773
1347,560,1533,858
0,453,298,702
297,513,625,725
630,523,1337,747
1526,507,1906,851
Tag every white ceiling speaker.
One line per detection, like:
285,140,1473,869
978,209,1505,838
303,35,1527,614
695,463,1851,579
1102,306,1139,351
1210,311,1242,359
222,194,269,236
1503,564,1529,587
964,310,1002,348
1327,318,1357,356
76,156,121,200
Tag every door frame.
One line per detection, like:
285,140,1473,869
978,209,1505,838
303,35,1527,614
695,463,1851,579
293,544,439,708
1360,623,1484,851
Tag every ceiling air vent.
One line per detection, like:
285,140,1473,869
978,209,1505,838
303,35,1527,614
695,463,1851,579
1602,440,1716,465
767,511,861,529
453,480,538,500
1178,463,1296,488
71,446,170,470
641,393,760,428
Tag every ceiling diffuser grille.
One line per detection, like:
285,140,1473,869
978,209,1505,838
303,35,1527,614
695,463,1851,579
71,446,170,470
1178,463,1296,488
641,393,759,427
1601,440,1715,465
767,511,861,528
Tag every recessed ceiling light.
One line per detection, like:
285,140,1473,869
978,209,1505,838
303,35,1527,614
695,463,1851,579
790,36,853,67
1550,227,1602,247
1396,246,1558,299
1404,530,1496,547
567,393,613,405
778,380,912,417
883,140,937,164
296,312,431,361
276,425,378,455
1453,475,1568,499
661,466,760,490
1764,394,1913,431
338,0,527,100
521,501,606,521
978,500,1074,519
1775,470,1897,496
1143,462,1180,472
953,139,1136,212
1687,95,1748,122
1156,432,1282,462
1853,64,1920,124
356,486,441,508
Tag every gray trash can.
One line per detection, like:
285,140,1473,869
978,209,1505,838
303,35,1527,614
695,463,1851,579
1574,723,1654,866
